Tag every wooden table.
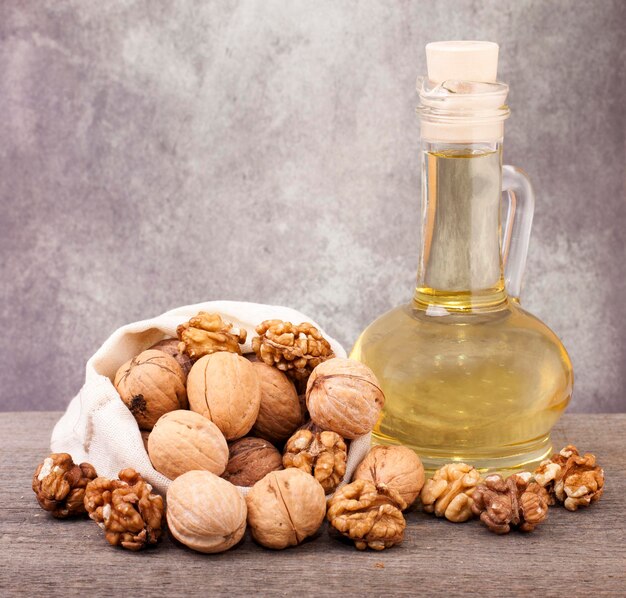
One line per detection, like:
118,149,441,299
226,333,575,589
1,412,624,597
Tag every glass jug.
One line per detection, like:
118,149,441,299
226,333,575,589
350,42,573,472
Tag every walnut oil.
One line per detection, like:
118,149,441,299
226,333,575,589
351,148,573,473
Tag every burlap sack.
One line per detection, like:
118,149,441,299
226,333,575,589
50,300,370,495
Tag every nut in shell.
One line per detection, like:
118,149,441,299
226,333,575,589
167,470,247,553
114,349,187,430
305,358,385,439
354,445,425,509
149,338,194,377
222,437,283,487
250,362,303,443
187,352,261,440
246,468,326,549
148,410,228,480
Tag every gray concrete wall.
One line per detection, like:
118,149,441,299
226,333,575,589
1,0,624,412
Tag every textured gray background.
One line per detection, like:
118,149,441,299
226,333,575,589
1,0,624,412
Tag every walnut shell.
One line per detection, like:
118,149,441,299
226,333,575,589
187,352,261,440
246,468,326,549
149,338,194,377
166,470,247,553
353,446,425,509
223,437,283,487
114,350,188,430
148,410,228,480
140,430,150,452
305,358,384,439
250,362,303,443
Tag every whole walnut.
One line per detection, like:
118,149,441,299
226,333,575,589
148,410,228,480
32,453,97,518
246,469,326,549
114,349,187,430
283,427,347,493
187,352,261,440
167,470,247,553
149,338,194,377
327,479,406,550
354,445,425,509
222,437,283,487
250,362,303,443
84,468,164,551
306,358,385,439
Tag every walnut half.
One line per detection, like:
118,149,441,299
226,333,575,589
251,320,334,382
177,312,246,359
534,445,604,511
84,468,164,551
471,473,549,534
420,463,481,522
32,453,97,518
327,479,407,550
283,427,347,493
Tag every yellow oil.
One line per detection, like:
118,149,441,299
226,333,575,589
351,148,573,473
351,301,573,472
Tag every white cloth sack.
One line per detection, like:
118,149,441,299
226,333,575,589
51,300,371,496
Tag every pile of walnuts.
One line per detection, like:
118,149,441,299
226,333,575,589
418,444,604,535
31,311,605,553
34,312,416,553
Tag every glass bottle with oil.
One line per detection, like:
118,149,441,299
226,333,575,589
351,41,573,472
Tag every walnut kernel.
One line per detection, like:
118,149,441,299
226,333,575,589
327,479,406,550
534,445,604,511
471,473,549,534
84,468,164,551
283,427,347,493
420,463,481,522
32,453,97,518
252,320,334,382
177,312,246,359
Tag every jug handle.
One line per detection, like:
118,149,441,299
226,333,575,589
501,165,535,302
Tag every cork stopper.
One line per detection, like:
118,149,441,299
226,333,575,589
426,41,499,84
418,41,508,143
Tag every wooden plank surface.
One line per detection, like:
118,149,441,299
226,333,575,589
0,412,624,597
